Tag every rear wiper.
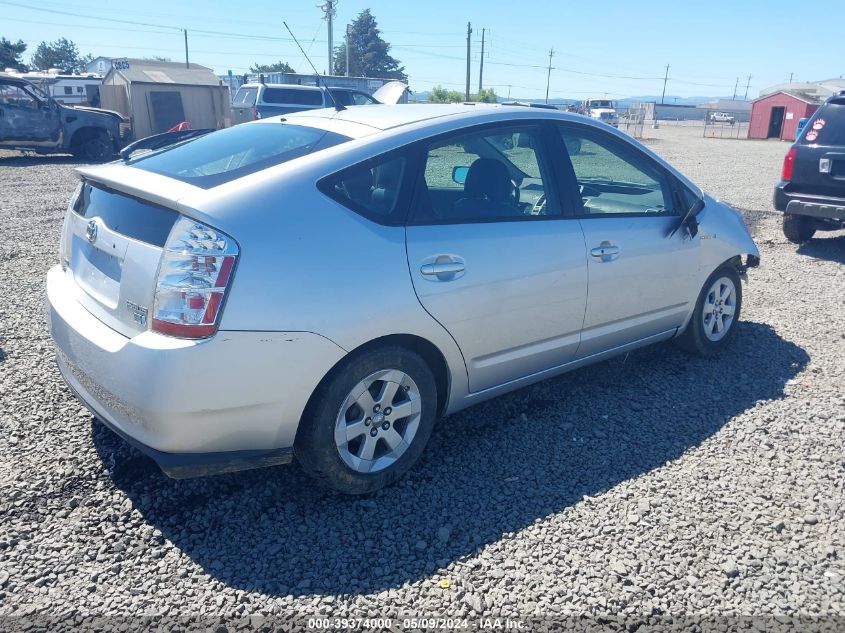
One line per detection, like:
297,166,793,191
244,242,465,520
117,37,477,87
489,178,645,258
119,128,214,161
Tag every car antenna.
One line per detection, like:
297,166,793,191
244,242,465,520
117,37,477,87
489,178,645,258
283,20,345,112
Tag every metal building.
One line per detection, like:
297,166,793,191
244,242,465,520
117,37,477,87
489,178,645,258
100,59,230,139
748,91,821,140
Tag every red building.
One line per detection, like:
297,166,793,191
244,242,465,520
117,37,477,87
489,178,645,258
748,91,821,140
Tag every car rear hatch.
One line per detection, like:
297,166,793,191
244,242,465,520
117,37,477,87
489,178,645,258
788,97,845,199
231,86,258,125
60,167,198,338
59,121,356,338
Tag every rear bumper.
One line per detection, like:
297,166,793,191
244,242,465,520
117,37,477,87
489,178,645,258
774,182,845,221
47,265,347,475
64,373,294,478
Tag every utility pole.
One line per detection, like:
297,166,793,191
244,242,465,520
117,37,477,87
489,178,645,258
465,22,472,101
744,74,752,100
345,23,351,77
732,77,738,100
660,64,669,104
545,48,554,104
318,1,337,75
478,28,485,92
183,29,189,68
789,71,794,83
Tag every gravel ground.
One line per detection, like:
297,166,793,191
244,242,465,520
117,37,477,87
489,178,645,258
0,125,843,630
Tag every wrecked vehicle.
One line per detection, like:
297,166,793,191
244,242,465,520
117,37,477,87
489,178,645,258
0,73,127,161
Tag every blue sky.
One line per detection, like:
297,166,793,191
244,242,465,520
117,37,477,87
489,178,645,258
2,0,842,100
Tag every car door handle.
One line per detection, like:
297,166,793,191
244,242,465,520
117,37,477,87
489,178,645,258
590,243,620,260
420,262,465,276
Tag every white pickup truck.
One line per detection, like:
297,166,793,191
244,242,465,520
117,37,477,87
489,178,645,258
710,111,736,125
582,98,619,127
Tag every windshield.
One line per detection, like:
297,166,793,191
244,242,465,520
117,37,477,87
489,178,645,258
589,100,613,109
129,123,351,188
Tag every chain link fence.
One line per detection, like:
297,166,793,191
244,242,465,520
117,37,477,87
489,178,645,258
701,108,751,139
618,102,647,139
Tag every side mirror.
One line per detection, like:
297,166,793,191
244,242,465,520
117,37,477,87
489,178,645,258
452,165,469,184
563,137,582,155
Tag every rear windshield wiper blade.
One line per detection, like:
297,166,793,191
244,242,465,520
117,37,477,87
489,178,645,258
120,128,215,161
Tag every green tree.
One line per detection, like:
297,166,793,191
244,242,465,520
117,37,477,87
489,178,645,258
0,37,28,71
31,38,89,73
473,87,498,103
429,85,465,103
249,60,296,74
332,9,406,80
429,85,497,104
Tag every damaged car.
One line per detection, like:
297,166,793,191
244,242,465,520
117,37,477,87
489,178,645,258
0,73,126,162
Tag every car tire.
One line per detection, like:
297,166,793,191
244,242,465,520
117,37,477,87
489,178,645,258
74,130,114,163
782,214,816,243
677,265,742,357
295,346,438,495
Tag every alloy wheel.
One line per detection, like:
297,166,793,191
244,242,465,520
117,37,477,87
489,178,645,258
334,369,423,474
702,276,737,342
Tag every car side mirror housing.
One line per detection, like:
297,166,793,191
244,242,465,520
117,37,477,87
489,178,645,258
452,166,469,184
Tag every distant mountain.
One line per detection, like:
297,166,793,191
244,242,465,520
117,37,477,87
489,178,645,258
410,90,723,106
618,95,718,106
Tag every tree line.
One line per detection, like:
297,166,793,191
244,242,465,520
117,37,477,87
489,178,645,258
4,9,405,78
2,9,498,101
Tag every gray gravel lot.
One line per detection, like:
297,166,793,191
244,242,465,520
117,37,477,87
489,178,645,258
0,126,843,627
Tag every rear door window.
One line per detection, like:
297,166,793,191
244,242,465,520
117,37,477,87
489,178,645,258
261,87,324,106
130,123,350,188
412,125,558,223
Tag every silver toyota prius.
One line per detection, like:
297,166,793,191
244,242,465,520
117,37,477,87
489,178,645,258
47,104,760,494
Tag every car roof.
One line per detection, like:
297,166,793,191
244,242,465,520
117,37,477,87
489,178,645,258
282,102,574,133
241,83,321,90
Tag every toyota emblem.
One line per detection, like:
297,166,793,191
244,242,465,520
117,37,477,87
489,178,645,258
86,219,98,244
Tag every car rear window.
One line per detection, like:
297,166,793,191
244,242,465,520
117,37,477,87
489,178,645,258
262,87,324,106
129,123,350,188
73,182,178,247
232,87,257,107
799,99,845,145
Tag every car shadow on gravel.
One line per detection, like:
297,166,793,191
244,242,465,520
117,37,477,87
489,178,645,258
91,320,808,597
797,234,845,264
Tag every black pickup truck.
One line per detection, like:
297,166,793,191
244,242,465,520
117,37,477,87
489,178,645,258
0,73,127,162
774,92,845,242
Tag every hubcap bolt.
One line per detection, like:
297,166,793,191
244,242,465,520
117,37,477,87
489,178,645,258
370,428,378,437
384,407,392,415
373,404,380,412
365,417,371,426
382,422,390,431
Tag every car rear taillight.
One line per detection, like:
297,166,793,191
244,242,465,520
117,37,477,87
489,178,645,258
152,217,239,339
252,106,260,120
781,147,797,181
